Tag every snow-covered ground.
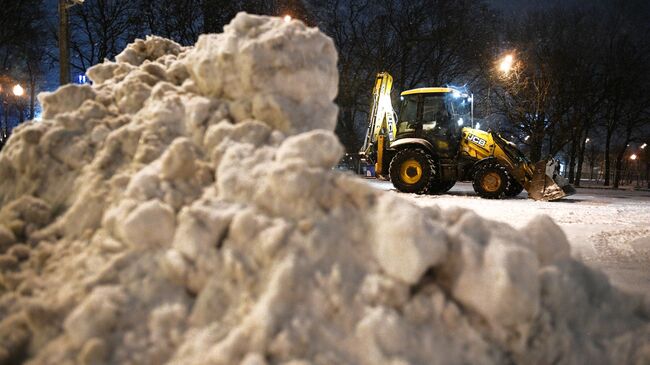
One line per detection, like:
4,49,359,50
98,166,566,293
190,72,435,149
365,179,650,295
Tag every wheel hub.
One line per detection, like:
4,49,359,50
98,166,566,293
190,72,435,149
400,159,422,184
482,172,502,192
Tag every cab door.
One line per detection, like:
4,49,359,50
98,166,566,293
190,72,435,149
396,94,420,139
420,94,459,159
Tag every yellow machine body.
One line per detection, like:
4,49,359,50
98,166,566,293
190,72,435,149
360,72,575,200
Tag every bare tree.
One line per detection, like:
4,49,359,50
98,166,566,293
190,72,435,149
311,0,380,151
0,0,46,138
489,46,555,163
138,0,203,45
68,0,140,74
599,0,650,186
201,0,279,34
311,0,497,152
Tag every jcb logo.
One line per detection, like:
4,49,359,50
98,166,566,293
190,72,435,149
467,134,487,147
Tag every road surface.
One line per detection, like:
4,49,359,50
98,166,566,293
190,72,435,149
365,179,650,295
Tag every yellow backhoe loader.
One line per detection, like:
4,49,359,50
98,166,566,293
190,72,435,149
360,72,575,201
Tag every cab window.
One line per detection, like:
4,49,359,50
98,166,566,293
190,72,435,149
421,95,447,130
397,95,418,134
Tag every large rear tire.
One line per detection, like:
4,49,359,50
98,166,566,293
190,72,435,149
472,161,511,199
389,148,435,194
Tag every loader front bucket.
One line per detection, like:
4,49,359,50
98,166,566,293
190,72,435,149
526,159,576,201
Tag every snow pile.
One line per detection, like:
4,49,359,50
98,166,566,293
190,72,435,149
0,12,649,365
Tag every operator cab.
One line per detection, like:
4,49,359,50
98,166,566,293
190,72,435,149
396,87,472,158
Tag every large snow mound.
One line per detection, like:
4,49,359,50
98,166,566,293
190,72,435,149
0,12,648,365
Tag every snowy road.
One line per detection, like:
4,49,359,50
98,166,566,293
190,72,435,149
365,179,650,295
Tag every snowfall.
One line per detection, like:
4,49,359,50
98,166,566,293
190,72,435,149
0,12,648,365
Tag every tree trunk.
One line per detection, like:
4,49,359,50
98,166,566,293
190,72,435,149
59,0,70,85
575,129,589,187
568,136,577,184
338,107,356,152
604,129,612,186
18,106,25,124
29,78,36,119
529,123,545,163
547,131,554,156
2,106,7,138
398,45,407,91
613,148,626,189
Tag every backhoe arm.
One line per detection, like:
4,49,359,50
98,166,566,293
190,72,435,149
361,72,397,156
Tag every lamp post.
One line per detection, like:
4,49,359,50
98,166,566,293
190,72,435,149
641,143,648,188
0,85,6,141
12,84,26,124
58,0,84,85
629,153,640,188
486,53,518,131
0,81,25,142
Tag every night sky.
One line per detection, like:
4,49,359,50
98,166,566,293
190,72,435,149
39,0,549,93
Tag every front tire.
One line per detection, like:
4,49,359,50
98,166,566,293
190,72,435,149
389,148,435,194
472,161,511,199
505,177,524,197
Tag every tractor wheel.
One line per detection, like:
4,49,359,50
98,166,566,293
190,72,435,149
389,148,435,194
505,176,524,197
472,161,511,199
429,180,455,194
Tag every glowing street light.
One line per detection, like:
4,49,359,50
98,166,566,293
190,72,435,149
499,54,514,74
12,84,24,97
585,138,590,143
630,154,637,161
283,15,292,23
642,143,647,149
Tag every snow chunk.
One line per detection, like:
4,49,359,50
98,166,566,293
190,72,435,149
160,138,197,180
522,215,571,265
64,286,127,345
38,84,96,119
453,237,540,328
118,199,176,247
372,195,448,284
115,35,183,66
185,12,338,134
0,225,16,253
276,130,344,169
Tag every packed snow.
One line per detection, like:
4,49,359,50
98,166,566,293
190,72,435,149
367,180,650,295
0,12,648,365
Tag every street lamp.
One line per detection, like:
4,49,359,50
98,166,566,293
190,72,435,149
499,54,514,74
283,15,292,22
12,84,24,97
630,154,637,160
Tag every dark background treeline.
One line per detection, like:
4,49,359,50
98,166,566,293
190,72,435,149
1,0,649,187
